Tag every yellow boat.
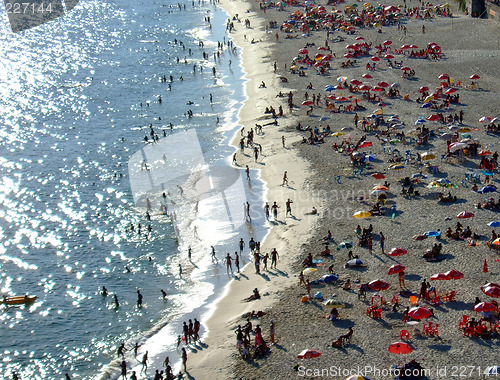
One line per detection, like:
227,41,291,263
1,295,37,305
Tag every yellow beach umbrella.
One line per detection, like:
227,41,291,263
364,2,371,7
353,211,371,219
424,95,434,102
332,132,345,136
421,152,436,160
374,108,384,115
458,127,471,132
302,268,317,275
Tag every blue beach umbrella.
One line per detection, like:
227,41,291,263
420,102,432,108
479,186,496,193
481,170,494,176
337,242,353,250
424,230,441,237
320,274,339,283
325,85,336,91
345,258,364,267
487,221,500,227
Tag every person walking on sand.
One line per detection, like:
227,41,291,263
211,245,217,261
286,198,293,217
181,348,188,372
245,201,251,222
118,343,126,358
239,238,244,254
141,351,148,374
271,248,279,268
264,202,270,220
271,202,279,220
379,231,385,254
121,360,127,379
246,165,250,180
282,171,288,186
282,135,286,148
234,252,240,273
270,320,276,344
399,271,406,288
225,253,233,274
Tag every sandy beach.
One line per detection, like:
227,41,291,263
187,0,500,379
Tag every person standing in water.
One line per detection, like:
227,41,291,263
141,351,148,374
234,252,240,273
181,348,188,372
225,253,233,274
137,290,143,308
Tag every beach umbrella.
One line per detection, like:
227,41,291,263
470,74,480,80
331,132,345,137
337,241,353,250
481,170,494,176
478,186,496,194
388,264,405,275
388,248,407,257
420,102,432,109
474,302,497,313
482,285,500,298
323,299,346,308
371,190,385,196
408,306,432,320
344,53,354,58
372,86,384,92
378,81,389,87
341,127,354,131
485,282,500,288
445,88,456,94
350,79,363,86
371,173,385,179
457,211,474,219
359,141,373,148
325,85,336,91
438,73,449,80
297,349,322,359
320,274,339,283
383,54,394,59
362,73,373,79
373,185,389,191
302,100,314,106
302,268,317,275
371,56,380,62
389,164,405,170
337,76,347,82
383,40,392,46
479,116,492,123
388,342,413,355
364,154,377,162
424,230,441,238
478,150,492,156
345,258,364,267
346,376,372,380
487,221,500,227
401,66,411,71
421,152,436,160
299,48,309,55
418,86,429,93
444,269,464,280
352,211,371,218
356,36,365,40
368,279,390,291
449,142,467,152
426,114,440,121
430,272,449,281
334,85,345,90
359,85,372,91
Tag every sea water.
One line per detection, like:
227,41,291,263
0,0,267,378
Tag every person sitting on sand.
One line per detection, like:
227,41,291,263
327,307,339,321
245,288,260,302
342,279,351,291
331,336,343,348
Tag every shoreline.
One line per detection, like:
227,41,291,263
186,0,321,378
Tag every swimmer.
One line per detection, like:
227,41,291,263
101,286,108,296
114,294,119,308
161,289,167,299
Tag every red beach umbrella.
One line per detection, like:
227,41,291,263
388,264,405,275
299,48,309,55
445,88,457,94
482,285,500,298
334,85,344,90
378,81,389,88
359,141,373,148
401,45,411,50
344,53,354,58
371,173,385,179
408,306,432,320
359,85,372,91
426,115,440,121
356,36,365,40
388,248,408,257
384,54,395,59
470,74,480,80
371,56,380,62
400,66,411,71
438,73,449,80
444,269,464,280
457,211,474,219
362,73,373,79
383,40,393,46
474,302,498,313
410,44,419,49
388,342,413,355
350,79,363,86
297,349,322,359
418,86,429,93
430,272,448,281
368,279,390,291
302,100,314,106
372,86,384,92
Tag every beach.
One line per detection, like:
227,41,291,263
187,0,500,379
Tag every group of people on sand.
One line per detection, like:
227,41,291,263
235,318,274,359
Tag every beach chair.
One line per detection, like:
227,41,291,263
358,288,367,300
458,315,469,329
400,330,410,341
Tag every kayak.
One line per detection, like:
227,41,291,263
1,295,37,305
